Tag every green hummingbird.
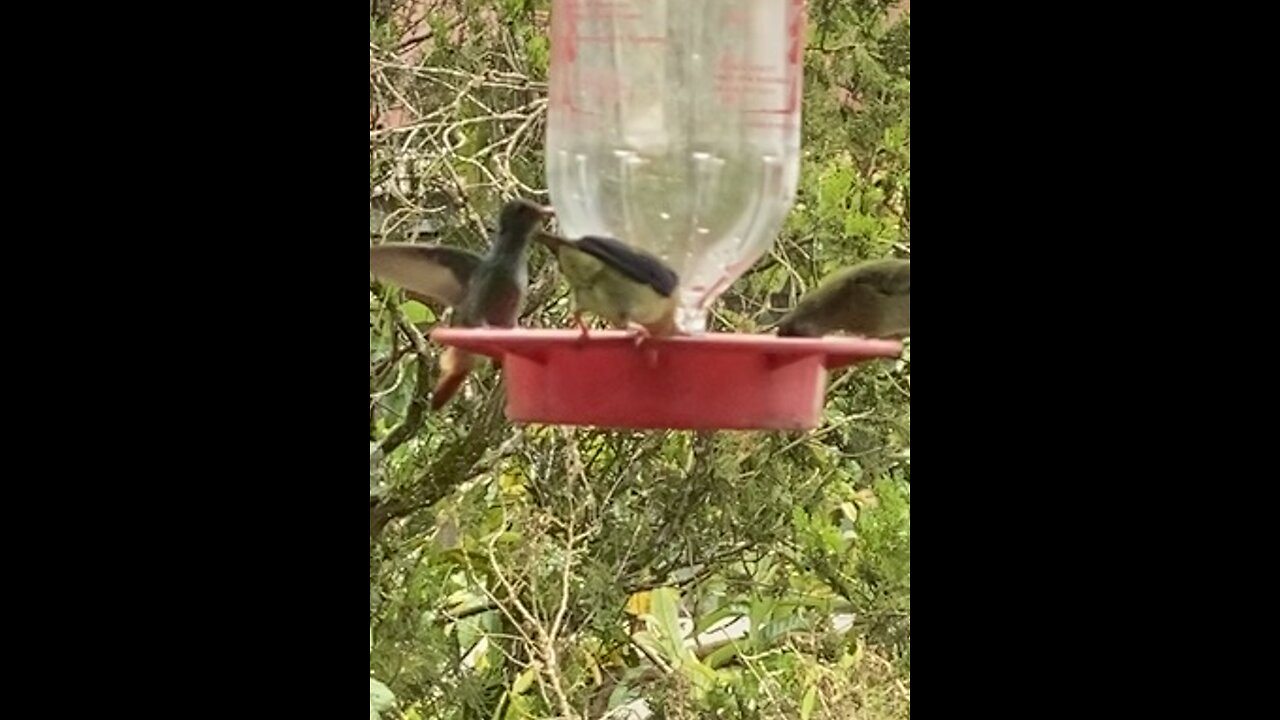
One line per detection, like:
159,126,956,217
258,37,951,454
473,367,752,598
534,232,681,342
370,198,554,409
775,258,910,339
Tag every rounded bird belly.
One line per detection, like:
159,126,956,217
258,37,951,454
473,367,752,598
576,285,627,327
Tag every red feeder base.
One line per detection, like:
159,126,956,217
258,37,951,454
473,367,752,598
430,328,903,430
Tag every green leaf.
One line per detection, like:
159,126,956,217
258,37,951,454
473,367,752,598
884,123,909,151
643,587,720,689
692,605,747,637
512,664,538,695
646,587,686,658
817,165,855,219
800,684,817,720
527,34,549,74
704,642,742,669
757,612,810,646
843,211,878,238
747,599,775,652
370,677,395,715
503,693,532,720
400,300,433,325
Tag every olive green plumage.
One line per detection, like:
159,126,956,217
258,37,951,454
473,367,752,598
536,232,680,338
776,258,910,339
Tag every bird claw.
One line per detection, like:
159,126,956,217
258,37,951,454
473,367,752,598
626,324,659,367
573,312,591,344
626,324,651,349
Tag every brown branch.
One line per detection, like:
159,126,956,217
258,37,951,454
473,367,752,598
394,30,433,53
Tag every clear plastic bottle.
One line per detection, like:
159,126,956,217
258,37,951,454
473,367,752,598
545,0,806,334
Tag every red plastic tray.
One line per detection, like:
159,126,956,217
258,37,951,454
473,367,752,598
431,328,903,430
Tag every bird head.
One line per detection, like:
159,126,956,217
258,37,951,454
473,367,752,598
774,315,815,338
497,198,555,237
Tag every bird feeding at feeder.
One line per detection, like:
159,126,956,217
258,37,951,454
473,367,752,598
775,258,911,340
370,198,553,409
534,231,681,345
424,0,905,431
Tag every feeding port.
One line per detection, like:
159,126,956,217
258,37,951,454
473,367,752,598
434,329,903,430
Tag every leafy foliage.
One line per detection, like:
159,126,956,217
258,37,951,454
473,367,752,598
370,1,909,717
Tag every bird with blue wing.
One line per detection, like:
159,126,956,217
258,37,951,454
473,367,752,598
370,198,554,409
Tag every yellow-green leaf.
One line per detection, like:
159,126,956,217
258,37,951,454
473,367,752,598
512,664,538,695
400,300,433,325
800,684,817,720
503,693,532,720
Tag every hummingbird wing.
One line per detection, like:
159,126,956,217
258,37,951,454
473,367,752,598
370,243,484,307
573,235,680,297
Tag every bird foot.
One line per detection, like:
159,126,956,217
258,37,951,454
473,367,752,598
626,324,651,349
626,325,659,367
573,312,591,344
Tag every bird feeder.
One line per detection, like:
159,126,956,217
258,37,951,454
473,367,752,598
432,0,902,430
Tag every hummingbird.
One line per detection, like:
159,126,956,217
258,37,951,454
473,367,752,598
775,258,910,339
534,232,681,343
370,198,554,409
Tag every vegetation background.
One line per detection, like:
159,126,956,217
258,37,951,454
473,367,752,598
370,1,909,717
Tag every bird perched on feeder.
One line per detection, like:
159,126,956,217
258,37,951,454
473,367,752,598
370,198,554,409
775,258,910,339
534,232,681,344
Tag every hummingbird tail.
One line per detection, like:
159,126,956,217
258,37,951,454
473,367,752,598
430,346,475,410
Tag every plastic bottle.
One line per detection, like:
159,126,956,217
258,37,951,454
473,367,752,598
545,0,806,334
